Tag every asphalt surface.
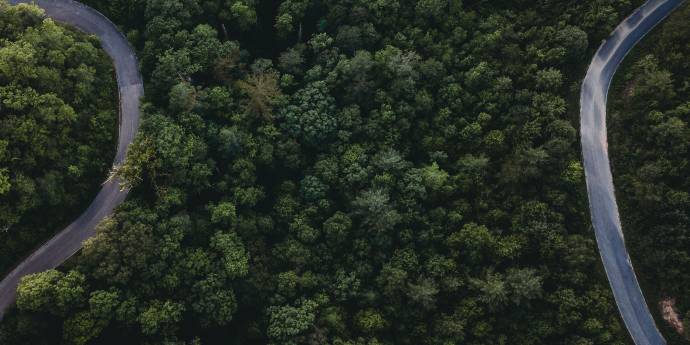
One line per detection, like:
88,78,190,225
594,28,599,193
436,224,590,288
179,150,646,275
580,0,685,344
0,0,142,319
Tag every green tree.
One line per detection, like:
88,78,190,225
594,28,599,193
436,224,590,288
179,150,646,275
139,300,185,335
280,81,337,147
267,299,318,341
210,230,249,279
352,188,401,233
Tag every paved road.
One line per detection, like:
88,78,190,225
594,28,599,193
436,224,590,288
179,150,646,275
0,0,142,319
580,0,685,344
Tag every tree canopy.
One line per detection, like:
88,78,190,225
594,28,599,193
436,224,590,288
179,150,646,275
3,0,684,344
0,1,116,274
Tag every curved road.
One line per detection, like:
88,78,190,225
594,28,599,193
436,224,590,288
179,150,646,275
0,0,142,319
580,0,685,344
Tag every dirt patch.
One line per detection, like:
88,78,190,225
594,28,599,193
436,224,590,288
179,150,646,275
660,298,685,335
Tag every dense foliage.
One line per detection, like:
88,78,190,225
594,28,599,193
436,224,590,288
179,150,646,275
0,2,116,273
608,3,690,342
5,0,686,344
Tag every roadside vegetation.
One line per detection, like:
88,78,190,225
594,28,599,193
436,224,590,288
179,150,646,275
0,2,116,274
1,0,675,344
608,3,690,343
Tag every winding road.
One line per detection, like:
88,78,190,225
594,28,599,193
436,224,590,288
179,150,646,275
0,0,142,319
580,0,685,344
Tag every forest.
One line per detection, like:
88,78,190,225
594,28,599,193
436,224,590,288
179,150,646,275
0,0,688,344
0,2,116,274
609,3,690,343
